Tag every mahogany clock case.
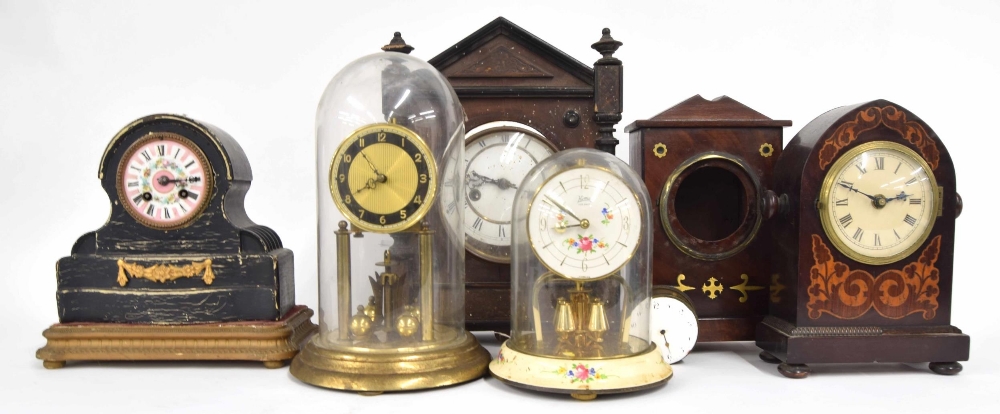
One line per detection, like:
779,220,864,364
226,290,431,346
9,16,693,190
427,17,625,332
626,95,791,342
54,114,296,324
756,100,968,376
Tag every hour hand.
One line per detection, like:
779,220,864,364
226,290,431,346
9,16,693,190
887,191,911,203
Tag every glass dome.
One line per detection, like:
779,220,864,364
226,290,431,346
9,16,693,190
490,148,670,399
291,46,489,392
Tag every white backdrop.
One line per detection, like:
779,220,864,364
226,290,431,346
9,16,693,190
2,0,998,412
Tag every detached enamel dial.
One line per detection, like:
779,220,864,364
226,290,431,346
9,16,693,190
116,132,213,229
649,289,698,364
819,141,938,265
527,167,642,279
330,124,436,233
464,124,556,262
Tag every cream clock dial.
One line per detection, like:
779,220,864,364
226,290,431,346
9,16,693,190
648,287,698,364
819,141,938,265
464,124,556,262
527,167,642,279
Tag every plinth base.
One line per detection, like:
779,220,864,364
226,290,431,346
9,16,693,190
756,316,969,378
290,331,491,393
36,306,316,368
488,341,672,400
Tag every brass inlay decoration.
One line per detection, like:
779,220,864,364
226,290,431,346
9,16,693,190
807,234,941,320
116,259,214,287
769,274,785,304
818,106,940,171
758,143,774,157
702,277,723,300
675,274,695,292
728,274,764,303
653,143,668,158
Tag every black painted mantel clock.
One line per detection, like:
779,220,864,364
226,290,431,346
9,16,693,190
36,114,316,368
756,100,969,378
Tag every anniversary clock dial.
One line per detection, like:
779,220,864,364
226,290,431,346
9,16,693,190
116,132,213,229
527,167,642,279
464,123,557,262
330,123,437,233
819,141,938,265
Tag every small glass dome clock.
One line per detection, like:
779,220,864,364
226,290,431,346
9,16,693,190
290,33,490,393
490,148,672,400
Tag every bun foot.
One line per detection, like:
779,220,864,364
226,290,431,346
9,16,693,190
43,360,66,369
929,361,963,375
759,351,781,364
571,392,597,401
778,363,810,379
263,360,285,369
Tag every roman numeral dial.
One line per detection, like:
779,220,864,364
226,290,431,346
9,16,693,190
460,123,556,263
116,132,213,230
819,141,938,265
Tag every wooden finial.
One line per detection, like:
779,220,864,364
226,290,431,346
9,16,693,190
591,28,622,63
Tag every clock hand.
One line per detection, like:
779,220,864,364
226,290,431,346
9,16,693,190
354,178,378,194
660,329,671,359
359,151,387,183
886,191,912,203
156,176,202,186
543,195,583,222
494,177,517,190
469,171,518,190
837,182,878,202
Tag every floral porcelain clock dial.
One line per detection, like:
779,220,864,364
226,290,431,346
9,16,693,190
463,123,556,263
526,167,642,279
757,100,968,379
117,132,213,229
490,148,671,400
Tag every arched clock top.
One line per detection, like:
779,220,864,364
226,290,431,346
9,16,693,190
98,114,252,182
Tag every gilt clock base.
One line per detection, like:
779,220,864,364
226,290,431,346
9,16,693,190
290,330,491,393
756,316,969,378
36,306,316,368
488,341,672,400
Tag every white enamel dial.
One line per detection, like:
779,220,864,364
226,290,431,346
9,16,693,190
116,132,213,229
649,293,698,364
527,167,642,279
464,123,556,262
819,141,938,265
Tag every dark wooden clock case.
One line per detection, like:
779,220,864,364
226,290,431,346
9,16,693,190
37,114,315,368
626,95,791,342
426,17,624,332
755,100,969,378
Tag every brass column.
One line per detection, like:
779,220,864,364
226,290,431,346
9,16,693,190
419,222,434,341
336,221,352,340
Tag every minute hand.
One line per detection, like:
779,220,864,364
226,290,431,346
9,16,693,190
544,195,582,222
838,182,877,202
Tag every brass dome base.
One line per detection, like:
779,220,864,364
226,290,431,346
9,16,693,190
290,331,490,393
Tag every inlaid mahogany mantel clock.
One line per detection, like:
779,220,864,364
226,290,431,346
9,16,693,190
36,114,316,368
756,100,969,378
626,95,791,342
426,17,625,332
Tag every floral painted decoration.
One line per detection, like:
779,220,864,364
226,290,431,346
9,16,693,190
553,363,609,383
601,207,614,225
564,235,607,254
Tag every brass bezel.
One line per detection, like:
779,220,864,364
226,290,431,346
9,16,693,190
526,164,643,281
115,132,215,230
328,123,438,234
463,122,558,263
658,152,761,261
818,141,940,265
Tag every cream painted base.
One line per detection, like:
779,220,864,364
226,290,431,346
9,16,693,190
290,331,490,393
489,341,672,400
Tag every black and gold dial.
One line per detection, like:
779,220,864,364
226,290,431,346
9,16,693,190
329,123,436,233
